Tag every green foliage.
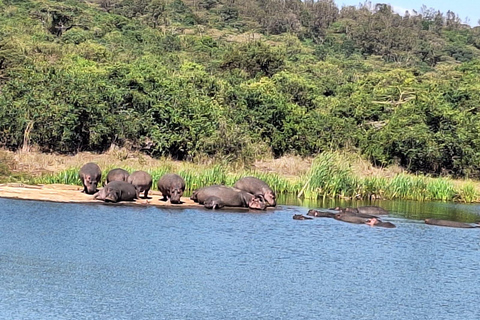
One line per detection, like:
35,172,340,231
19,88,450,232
2,0,480,181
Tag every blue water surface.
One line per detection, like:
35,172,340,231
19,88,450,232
0,198,479,320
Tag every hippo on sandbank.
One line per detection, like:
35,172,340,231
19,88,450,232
94,181,138,203
127,170,152,199
203,196,225,209
157,173,186,204
191,185,266,210
233,176,276,207
106,168,129,184
79,162,102,194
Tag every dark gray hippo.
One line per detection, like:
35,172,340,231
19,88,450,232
191,185,266,210
357,206,389,215
94,181,138,203
366,218,396,228
203,196,225,209
424,218,478,229
332,207,378,219
334,212,369,224
233,176,276,207
293,214,313,220
307,209,336,218
127,170,152,199
157,173,186,204
79,162,102,194
106,168,129,184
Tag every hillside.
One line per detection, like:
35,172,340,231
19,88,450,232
1,0,480,178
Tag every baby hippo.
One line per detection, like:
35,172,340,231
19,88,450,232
127,170,152,199
157,173,186,204
94,181,138,203
79,162,102,194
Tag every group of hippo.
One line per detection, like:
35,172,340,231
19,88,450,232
79,162,479,228
294,206,480,229
79,162,185,203
78,162,276,209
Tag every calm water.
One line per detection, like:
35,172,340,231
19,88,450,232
0,197,479,320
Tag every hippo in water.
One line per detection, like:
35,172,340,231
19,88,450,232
233,177,276,207
332,207,378,219
127,170,152,198
191,185,266,210
106,168,129,184
366,217,396,228
293,214,313,220
307,209,336,218
424,219,478,229
157,173,186,204
79,162,102,194
334,212,369,224
94,181,138,203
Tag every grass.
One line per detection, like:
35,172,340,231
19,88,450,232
3,148,480,203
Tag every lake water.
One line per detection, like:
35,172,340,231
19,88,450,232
0,197,479,320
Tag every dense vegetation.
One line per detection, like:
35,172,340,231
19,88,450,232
2,0,480,178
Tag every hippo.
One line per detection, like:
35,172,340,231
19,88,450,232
334,212,369,224
357,206,389,215
307,209,336,218
424,218,478,229
191,185,266,210
203,196,225,209
293,214,313,220
106,168,129,184
233,176,276,207
366,218,396,228
79,162,102,194
157,173,186,204
332,207,378,219
127,170,152,199
94,181,138,203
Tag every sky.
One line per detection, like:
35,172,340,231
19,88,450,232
335,0,480,26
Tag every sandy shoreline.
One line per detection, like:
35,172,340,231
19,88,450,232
0,183,203,208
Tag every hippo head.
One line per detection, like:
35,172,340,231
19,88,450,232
262,191,276,207
248,195,267,210
170,187,184,204
104,190,119,203
93,188,107,201
204,196,224,210
85,175,99,194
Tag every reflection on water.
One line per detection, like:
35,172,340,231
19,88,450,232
0,198,479,320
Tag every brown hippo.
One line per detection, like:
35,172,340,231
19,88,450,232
203,196,225,209
157,173,186,204
307,209,336,218
127,170,152,199
233,177,276,207
334,212,369,224
94,181,138,203
191,185,266,210
79,162,102,194
424,218,478,229
106,168,129,184
293,214,313,220
366,218,396,228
